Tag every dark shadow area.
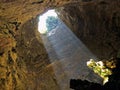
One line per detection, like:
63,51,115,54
70,79,103,90
70,58,120,90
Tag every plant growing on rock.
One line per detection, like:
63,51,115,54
87,59,113,84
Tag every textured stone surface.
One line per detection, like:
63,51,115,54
0,0,96,90
0,0,94,23
56,0,120,59
0,0,120,90
0,20,27,90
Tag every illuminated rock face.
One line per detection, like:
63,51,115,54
0,0,92,23
0,0,120,90
0,19,27,90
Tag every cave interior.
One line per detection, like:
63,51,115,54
0,0,120,90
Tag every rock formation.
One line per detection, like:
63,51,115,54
56,0,120,59
0,0,120,90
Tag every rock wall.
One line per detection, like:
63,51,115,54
0,0,98,89
15,18,60,90
0,0,120,89
56,0,120,59
0,0,92,23
0,17,60,90
0,18,27,90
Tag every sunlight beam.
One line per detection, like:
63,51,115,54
38,10,102,89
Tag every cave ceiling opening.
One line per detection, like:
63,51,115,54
0,0,120,90
38,9,58,34
36,1,120,87
37,7,103,89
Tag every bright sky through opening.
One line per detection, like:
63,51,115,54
38,10,58,34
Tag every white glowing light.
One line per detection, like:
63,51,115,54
38,10,58,34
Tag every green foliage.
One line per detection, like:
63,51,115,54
87,59,112,84
46,16,59,32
